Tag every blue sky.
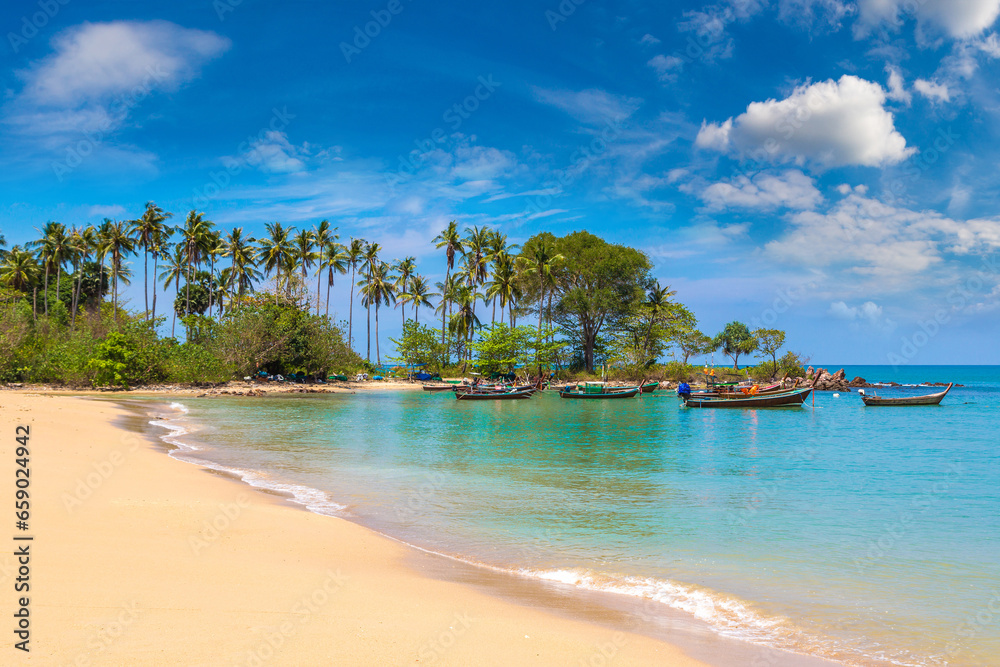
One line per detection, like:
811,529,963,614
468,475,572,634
3,0,1000,367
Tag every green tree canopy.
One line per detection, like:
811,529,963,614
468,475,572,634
714,321,758,370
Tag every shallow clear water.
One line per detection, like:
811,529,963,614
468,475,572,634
156,366,1000,666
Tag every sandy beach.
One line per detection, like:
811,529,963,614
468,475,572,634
0,392,709,666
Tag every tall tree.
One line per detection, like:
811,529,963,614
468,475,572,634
346,238,365,350
292,228,317,307
179,211,213,318
754,328,787,376
0,246,39,294
359,242,382,361
393,256,417,327
103,220,136,322
404,274,436,324
158,245,187,337
312,220,336,316
220,227,262,307
433,221,464,345
714,321,759,370
29,221,68,315
131,202,172,319
256,222,295,304
321,241,349,320
519,235,564,366
527,231,651,374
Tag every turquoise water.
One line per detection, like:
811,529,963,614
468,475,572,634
155,366,1000,666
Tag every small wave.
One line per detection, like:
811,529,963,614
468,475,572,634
148,407,346,517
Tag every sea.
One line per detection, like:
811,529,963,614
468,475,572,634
144,365,1000,666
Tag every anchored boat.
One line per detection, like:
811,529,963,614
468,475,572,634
683,388,812,408
860,383,953,406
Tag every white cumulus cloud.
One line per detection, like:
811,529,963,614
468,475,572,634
700,170,823,211
856,0,1000,39
913,78,951,103
695,75,914,168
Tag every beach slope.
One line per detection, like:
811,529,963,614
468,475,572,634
0,394,704,666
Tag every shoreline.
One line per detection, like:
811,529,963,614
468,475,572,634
1,392,712,665
133,394,840,666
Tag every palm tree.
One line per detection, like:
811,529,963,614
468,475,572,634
256,222,295,304
0,231,7,259
393,256,417,327
149,224,173,323
486,251,520,327
158,245,187,337
0,246,39,295
29,221,69,315
403,274,436,324
312,220,336,316
433,220,464,345
204,230,223,316
449,285,482,371
131,202,172,319
359,260,396,365
346,238,365,349
292,229,317,307
519,240,564,372
219,227,261,307
103,220,136,322
179,211,214,317
66,226,91,327
360,242,382,361
95,219,114,307
321,241,349,320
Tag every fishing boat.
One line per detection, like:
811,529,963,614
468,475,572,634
689,382,784,399
422,384,454,392
559,383,639,400
455,388,534,401
683,388,812,408
860,383,952,406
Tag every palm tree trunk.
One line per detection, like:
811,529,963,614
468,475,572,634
366,302,371,362
325,273,331,319
143,245,149,318
316,263,322,316
185,250,191,316
348,265,355,347
43,267,49,315
376,302,381,365
55,267,61,311
441,267,449,344
152,253,158,322
32,287,37,321
208,256,214,314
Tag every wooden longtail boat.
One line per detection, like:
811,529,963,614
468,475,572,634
422,384,454,392
683,388,812,408
455,388,534,401
860,383,952,406
689,382,784,399
559,386,639,400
